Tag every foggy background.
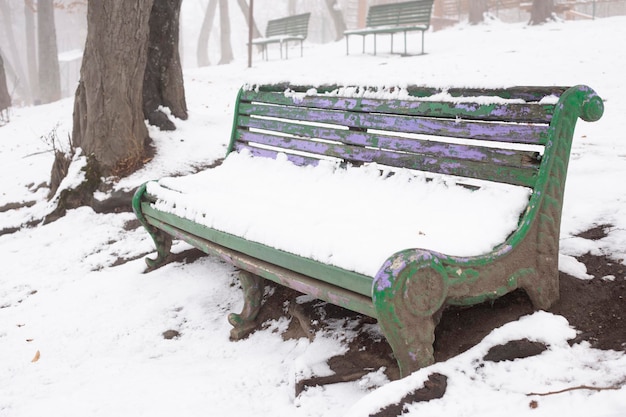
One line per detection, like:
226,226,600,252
1,0,625,106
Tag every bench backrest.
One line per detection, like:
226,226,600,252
228,84,576,189
265,13,311,39
366,0,434,28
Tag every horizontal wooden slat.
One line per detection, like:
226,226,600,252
238,117,541,168
234,142,323,167
265,13,310,38
248,84,567,102
367,0,434,27
235,133,538,187
238,102,549,145
240,90,554,123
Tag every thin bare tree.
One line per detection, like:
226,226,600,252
218,0,234,65
324,0,347,41
0,51,10,116
197,0,219,67
37,0,61,104
0,0,31,103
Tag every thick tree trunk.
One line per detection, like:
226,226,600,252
197,0,218,67
469,0,488,24
529,0,555,25
143,0,188,131
324,0,347,41
218,0,234,65
0,52,10,114
37,0,61,104
72,0,154,177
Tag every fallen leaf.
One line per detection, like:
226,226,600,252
31,350,40,363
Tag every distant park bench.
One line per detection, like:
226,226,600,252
133,83,603,377
251,13,311,60
344,0,434,55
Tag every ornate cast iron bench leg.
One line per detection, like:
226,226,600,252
228,270,264,340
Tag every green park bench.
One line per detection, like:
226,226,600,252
251,13,311,60
344,0,435,55
133,83,604,377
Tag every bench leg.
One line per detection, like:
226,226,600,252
144,228,173,269
404,31,407,55
374,33,377,55
391,33,394,54
132,185,173,269
228,270,264,340
373,250,447,377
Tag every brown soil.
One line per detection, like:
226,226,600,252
165,224,625,399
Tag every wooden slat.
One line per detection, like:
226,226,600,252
238,102,549,145
235,132,538,187
238,117,541,168
234,142,323,167
249,84,566,102
367,0,434,27
240,90,554,123
266,13,310,38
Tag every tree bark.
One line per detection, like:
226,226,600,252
72,0,154,177
143,0,188,131
0,52,10,114
218,0,234,65
197,0,219,67
529,0,555,25
37,0,61,104
469,0,488,24
324,0,347,41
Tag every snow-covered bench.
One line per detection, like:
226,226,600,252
132,83,604,377
344,0,434,55
251,13,310,60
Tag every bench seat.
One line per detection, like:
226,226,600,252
146,150,530,279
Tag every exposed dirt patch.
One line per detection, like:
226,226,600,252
144,225,625,399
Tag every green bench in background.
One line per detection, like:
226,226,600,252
252,13,311,60
344,0,435,55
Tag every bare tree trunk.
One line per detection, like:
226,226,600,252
236,0,261,39
218,0,234,65
469,0,488,24
0,0,31,103
24,0,39,104
38,0,61,104
324,0,347,41
197,0,219,67
0,51,10,114
143,0,188,131
529,0,555,25
288,0,296,15
72,0,154,177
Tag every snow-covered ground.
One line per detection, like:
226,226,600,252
1,16,625,417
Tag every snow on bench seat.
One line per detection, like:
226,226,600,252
147,150,531,277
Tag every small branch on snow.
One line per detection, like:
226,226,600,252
527,382,624,396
